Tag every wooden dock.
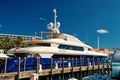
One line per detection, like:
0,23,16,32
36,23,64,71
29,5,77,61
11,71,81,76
0,65,111,80
0,57,112,80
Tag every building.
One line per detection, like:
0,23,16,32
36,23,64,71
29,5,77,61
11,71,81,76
0,33,41,41
92,48,110,55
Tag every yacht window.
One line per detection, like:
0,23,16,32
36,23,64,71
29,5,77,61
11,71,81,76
27,43,50,47
88,48,91,51
58,44,84,51
35,43,50,46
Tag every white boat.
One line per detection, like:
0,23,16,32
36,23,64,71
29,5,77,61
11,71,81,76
0,49,8,58
8,9,107,58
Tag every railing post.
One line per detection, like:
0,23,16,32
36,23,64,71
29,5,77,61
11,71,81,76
18,57,21,80
50,58,53,80
62,57,64,80
36,57,40,73
98,58,100,74
59,57,61,68
92,57,95,75
82,58,84,66
24,57,26,71
4,58,7,73
68,57,71,78
87,58,89,76
80,57,82,78
72,57,74,78
76,57,77,67
102,58,105,75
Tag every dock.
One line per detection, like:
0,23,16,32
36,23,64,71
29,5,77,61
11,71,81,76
0,57,112,80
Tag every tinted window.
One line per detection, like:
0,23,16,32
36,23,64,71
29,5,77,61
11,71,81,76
27,43,50,47
58,44,84,51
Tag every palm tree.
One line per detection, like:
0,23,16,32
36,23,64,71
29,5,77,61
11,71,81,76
0,36,15,53
15,36,26,47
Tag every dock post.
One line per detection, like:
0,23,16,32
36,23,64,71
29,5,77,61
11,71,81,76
92,57,95,75
50,58,53,80
4,58,7,73
98,58,100,74
80,57,82,78
106,58,109,75
76,57,77,67
36,57,40,73
18,57,21,80
110,58,112,76
68,57,71,78
102,58,105,75
87,58,89,76
60,57,61,68
72,57,74,78
62,57,64,80
24,57,26,71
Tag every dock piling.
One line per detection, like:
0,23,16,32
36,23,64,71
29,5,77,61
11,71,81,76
4,58,7,73
62,57,64,80
50,58,53,80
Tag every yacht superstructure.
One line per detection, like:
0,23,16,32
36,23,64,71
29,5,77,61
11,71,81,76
8,9,107,58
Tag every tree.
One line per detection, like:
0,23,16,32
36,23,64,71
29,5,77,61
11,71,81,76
15,36,26,47
0,36,15,51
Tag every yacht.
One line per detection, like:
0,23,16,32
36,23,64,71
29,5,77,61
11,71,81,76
8,9,107,58
0,49,8,58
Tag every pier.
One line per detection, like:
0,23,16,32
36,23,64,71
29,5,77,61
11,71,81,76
0,57,112,80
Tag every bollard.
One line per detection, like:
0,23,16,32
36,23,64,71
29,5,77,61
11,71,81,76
55,62,58,69
39,64,42,72
30,73,38,80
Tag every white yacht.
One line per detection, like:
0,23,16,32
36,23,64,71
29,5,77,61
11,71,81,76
0,49,8,58
8,9,107,58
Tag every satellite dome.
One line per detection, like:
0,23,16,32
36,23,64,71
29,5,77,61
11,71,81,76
47,22,53,30
112,51,120,63
56,22,60,28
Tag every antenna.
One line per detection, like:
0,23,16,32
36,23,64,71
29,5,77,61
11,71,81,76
53,9,57,29
47,9,60,33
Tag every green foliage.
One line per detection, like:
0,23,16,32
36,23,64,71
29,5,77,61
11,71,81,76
0,36,26,51
14,36,26,47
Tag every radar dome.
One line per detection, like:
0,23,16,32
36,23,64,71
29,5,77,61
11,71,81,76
56,22,60,28
112,51,120,63
47,22,53,30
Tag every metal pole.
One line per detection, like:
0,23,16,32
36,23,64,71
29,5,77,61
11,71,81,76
98,36,100,51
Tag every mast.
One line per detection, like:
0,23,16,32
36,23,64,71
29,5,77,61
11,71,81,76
53,9,57,29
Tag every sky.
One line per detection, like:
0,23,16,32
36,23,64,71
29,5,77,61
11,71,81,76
0,0,120,49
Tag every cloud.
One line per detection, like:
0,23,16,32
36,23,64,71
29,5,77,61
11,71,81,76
97,29,109,34
39,17,47,21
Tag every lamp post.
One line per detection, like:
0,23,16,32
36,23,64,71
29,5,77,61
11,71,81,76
97,29,109,51
97,36,100,50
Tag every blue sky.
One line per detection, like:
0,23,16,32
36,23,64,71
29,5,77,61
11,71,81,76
0,0,120,49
